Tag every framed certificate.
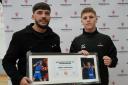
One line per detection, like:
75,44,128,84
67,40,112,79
27,53,100,85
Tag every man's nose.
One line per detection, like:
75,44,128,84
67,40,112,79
41,13,46,17
86,17,90,21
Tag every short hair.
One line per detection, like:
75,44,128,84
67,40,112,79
32,2,51,13
81,7,96,17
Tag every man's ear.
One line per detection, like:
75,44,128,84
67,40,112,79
32,14,34,20
49,16,51,20
96,17,98,23
81,19,84,25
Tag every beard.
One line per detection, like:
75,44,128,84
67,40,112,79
35,19,49,29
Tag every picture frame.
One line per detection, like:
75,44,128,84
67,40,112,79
27,53,100,85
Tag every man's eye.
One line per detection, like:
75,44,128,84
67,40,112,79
37,11,42,14
89,16,94,18
45,12,50,15
83,17,87,20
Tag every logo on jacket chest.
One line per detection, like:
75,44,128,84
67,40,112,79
80,42,104,49
97,43,104,47
81,44,86,49
51,44,57,48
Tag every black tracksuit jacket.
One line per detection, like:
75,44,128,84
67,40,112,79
2,23,61,85
70,29,118,85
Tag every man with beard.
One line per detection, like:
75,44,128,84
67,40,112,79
2,2,61,85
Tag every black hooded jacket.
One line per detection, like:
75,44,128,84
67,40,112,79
2,23,61,85
70,29,118,85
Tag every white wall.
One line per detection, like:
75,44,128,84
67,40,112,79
0,2,6,59
1,0,128,85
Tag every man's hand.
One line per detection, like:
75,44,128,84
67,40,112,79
20,77,31,85
78,50,89,55
103,56,112,66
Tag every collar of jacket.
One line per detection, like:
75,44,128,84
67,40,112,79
25,23,54,39
82,28,98,36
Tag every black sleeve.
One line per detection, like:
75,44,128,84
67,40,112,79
2,33,23,84
52,35,61,52
70,38,79,53
107,37,118,67
56,36,61,52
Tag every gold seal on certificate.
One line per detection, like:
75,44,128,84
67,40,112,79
27,53,100,85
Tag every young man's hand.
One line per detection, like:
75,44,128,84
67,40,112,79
20,77,31,85
103,56,112,66
78,50,89,56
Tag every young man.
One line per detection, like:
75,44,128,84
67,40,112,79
70,7,118,85
2,2,61,85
